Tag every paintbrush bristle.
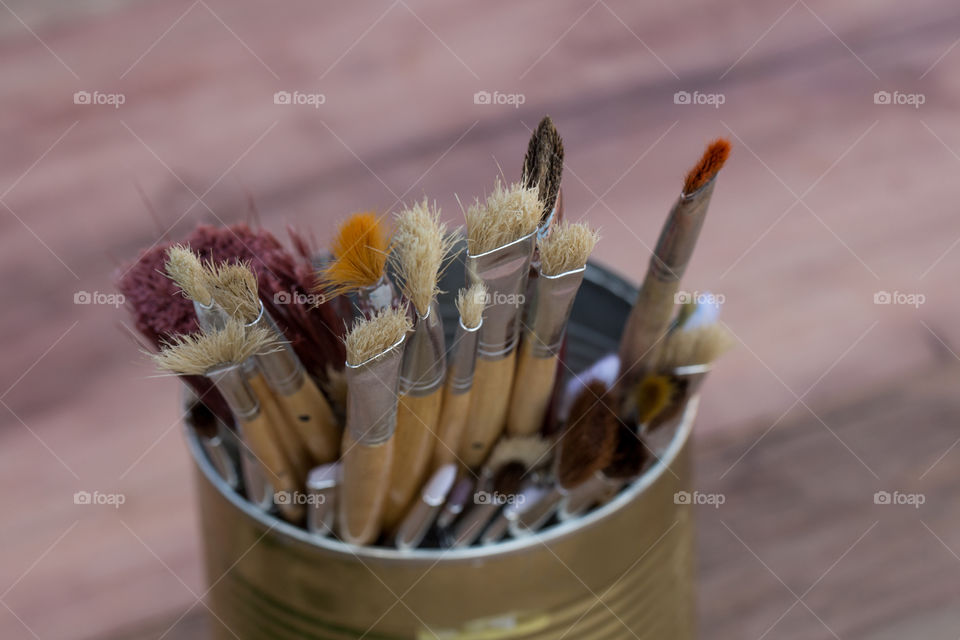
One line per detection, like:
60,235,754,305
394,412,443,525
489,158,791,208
556,382,617,488
456,283,487,330
485,435,552,472
538,222,599,276
391,199,455,316
320,212,390,297
465,179,542,255
522,116,564,219
682,138,731,194
657,324,734,370
633,375,674,425
491,461,527,496
205,261,260,323
604,421,648,479
345,306,412,366
152,319,279,376
164,245,212,305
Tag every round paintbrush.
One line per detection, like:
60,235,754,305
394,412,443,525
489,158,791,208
319,212,396,315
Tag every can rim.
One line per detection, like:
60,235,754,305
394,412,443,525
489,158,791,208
185,395,696,562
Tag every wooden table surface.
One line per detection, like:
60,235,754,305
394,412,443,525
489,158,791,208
1,1,959,638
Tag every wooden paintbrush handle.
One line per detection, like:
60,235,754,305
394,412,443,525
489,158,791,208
275,375,341,464
461,351,517,468
338,430,394,545
506,342,558,437
248,373,311,483
619,277,679,381
381,390,444,530
238,410,304,523
432,386,471,470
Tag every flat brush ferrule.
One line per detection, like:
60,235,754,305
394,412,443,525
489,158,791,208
466,231,537,359
345,336,406,445
206,364,258,421
194,299,229,333
648,178,717,283
445,318,481,394
398,303,446,397
526,266,585,358
245,301,304,395
357,275,396,313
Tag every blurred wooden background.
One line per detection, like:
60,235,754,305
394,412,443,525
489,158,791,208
1,0,959,638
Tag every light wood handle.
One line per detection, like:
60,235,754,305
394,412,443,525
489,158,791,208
460,351,517,468
338,430,393,545
239,410,304,523
275,375,341,464
248,373,310,483
381,390,444,530
618,277,678,380
432,386,472,470
506,341,558,437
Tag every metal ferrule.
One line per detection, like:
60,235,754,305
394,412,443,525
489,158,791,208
307,463,339,536
206,363,258,422
445,318,481,394
194,299,229,333
399,303,446,397
394,463,457,550
526,267,586,358
357,275,396,313
242,302,305,395
466,231,537,359
344,336,406,445
647,177,717,283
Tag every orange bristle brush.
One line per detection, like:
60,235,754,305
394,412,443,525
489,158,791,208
319,212,396,315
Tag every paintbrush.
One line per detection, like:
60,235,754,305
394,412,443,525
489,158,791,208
507,222,599,436
432,283,486,470
393,463,458,550
319,212,396,315
511,382,617,535
152,319,305,523
207,262,341,467
450,436,552,547
460,179,542,467
618,139,731,388
339,307,411,545
522,115,565,233
436,475,476,531
306,462,339,537
381,201,455,529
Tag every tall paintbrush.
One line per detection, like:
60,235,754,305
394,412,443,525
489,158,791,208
432,283,486,470
207,262,341,466
507,222,599,436
339,307,411,545
618,139,731,388
319,212,396,315
381,200,455,529
461,179,542,467
152,320,305,523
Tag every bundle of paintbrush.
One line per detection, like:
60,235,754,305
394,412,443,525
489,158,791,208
120,121,735,548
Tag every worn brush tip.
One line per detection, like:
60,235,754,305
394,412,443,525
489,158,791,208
164,244,212,306
345,306,412,366
492,461,527,496
456,283,487,330
321,212,390,297
391,199,453,315
633,375,675,425
557,382,618,488
538,222,599,276
604,421,648,479
682,138,731,194
523,115,564,219
657,324,734,371
152,319,278,376
465,179,542,255
205,261,260,323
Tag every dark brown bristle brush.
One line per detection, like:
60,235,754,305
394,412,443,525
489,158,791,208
522,115,565,227
618,139,731,389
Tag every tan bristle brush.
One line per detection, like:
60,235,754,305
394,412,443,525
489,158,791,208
208,262,341,470
153,320,305,523
511,382,617,535
451,435,552,547
522,115,565,231
460,179,542,468
618,139,731,388
507,222,599,436
319,212,396,314
432,283,486,470
339,307,411,545
381,200,455,530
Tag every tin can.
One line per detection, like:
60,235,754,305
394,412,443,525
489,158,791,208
186,263,697,639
